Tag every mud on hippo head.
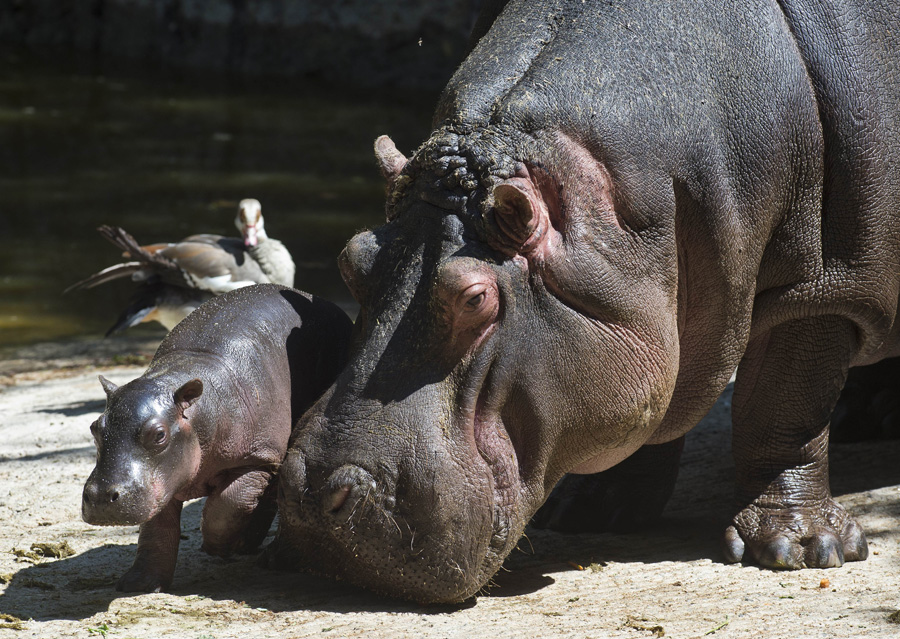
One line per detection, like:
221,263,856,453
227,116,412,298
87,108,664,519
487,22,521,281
271,130,680,603
82,375,203,526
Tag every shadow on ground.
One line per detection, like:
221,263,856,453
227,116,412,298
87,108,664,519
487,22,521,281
0,500,472,620
2,392,899,619
36,399,107,417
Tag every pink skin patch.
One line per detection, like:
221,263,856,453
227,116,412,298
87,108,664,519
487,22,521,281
171,438,203,503
438,260,520,560
436,258,501,361
489,133,623,264
472,397,519,514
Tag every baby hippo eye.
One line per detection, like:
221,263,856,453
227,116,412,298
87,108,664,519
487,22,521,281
89,415,106,443
141,421,170,452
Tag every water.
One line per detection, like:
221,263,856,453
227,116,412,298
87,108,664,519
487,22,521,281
0,48,438,347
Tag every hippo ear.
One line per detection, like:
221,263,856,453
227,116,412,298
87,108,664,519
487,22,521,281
490,177,553,257
98,375,118,398
374,135,408,182
174,379,203,414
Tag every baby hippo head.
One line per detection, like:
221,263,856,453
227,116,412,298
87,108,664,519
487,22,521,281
82,375,203,525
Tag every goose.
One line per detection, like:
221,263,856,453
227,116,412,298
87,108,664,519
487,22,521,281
66,199,295,335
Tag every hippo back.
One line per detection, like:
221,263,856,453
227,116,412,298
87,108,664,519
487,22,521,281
152,283,353,424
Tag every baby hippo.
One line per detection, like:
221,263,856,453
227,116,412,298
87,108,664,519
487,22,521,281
82,284,352,592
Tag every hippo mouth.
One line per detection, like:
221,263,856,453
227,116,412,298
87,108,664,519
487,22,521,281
470,407,520,589
270,332,526,602
81,484,161,526
82,462,175,527
461,343,525,593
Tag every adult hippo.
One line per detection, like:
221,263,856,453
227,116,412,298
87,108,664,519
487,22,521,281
268,0,900,603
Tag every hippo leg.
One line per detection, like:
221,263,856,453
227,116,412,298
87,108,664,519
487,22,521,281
724,316,868,569
236,480,279,553
200,469,277,557
530,437,684,533
830,356,900,442
117,499,183,592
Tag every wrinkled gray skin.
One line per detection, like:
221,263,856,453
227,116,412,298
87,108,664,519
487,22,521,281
269,0,900,603
82,284,352,592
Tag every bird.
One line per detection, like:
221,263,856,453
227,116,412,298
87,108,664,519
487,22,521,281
66,199,296,335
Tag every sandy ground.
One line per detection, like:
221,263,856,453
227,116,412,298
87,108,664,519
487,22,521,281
1,340,899,639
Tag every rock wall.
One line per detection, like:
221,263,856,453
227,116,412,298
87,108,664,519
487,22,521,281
0,0,483,86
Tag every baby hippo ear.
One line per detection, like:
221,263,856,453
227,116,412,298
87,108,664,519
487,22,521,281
174,379,203,414
490,177,552,257
374,135,408,183
98,375,119,398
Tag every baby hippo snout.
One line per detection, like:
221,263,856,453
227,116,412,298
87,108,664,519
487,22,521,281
82,473,150,526
83,479,121,506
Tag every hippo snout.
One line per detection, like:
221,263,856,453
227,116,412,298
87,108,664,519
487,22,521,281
81,474,152,526
277,451,383,522
83,479,122,507
82,478,123,525
276,449,307,515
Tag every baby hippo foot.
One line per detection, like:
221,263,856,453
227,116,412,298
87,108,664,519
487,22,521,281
723,498,868,569
200,496,277,558
200,470,278,557
233,487,278,554
116,561,173,593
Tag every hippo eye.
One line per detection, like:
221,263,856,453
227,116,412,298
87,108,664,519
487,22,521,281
458,282,490,315
464,292,486,311
141,421,170,452
89,418,103,445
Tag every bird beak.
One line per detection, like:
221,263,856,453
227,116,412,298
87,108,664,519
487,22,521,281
243,225,258,247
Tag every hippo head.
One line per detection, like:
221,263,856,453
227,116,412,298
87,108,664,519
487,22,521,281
82,375,203,526
272,130,680,602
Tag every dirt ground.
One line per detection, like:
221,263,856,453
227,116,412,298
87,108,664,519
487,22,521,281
1,339,899,639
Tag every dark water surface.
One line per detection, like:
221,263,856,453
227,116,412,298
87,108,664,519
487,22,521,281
0,48,438,347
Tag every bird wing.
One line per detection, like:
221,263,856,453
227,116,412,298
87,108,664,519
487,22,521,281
105,282,211,336
67,226,270,297
159,240,269,293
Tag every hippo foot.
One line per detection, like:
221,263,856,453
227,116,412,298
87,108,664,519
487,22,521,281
723,498,868,569
200,504,277,557
116,565,172,593
531,438,683,533
831,357,900,442
257,533,301,571
200,540,236,558
201,535,262,557
235,493,278,554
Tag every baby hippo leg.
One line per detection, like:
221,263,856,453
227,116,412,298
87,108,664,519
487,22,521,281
200,469,278,557
117,500,183,592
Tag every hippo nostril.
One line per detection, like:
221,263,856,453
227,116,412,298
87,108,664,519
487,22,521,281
320,465,377,517
83,482,101,506
85,482,121,505
325,486,352,513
